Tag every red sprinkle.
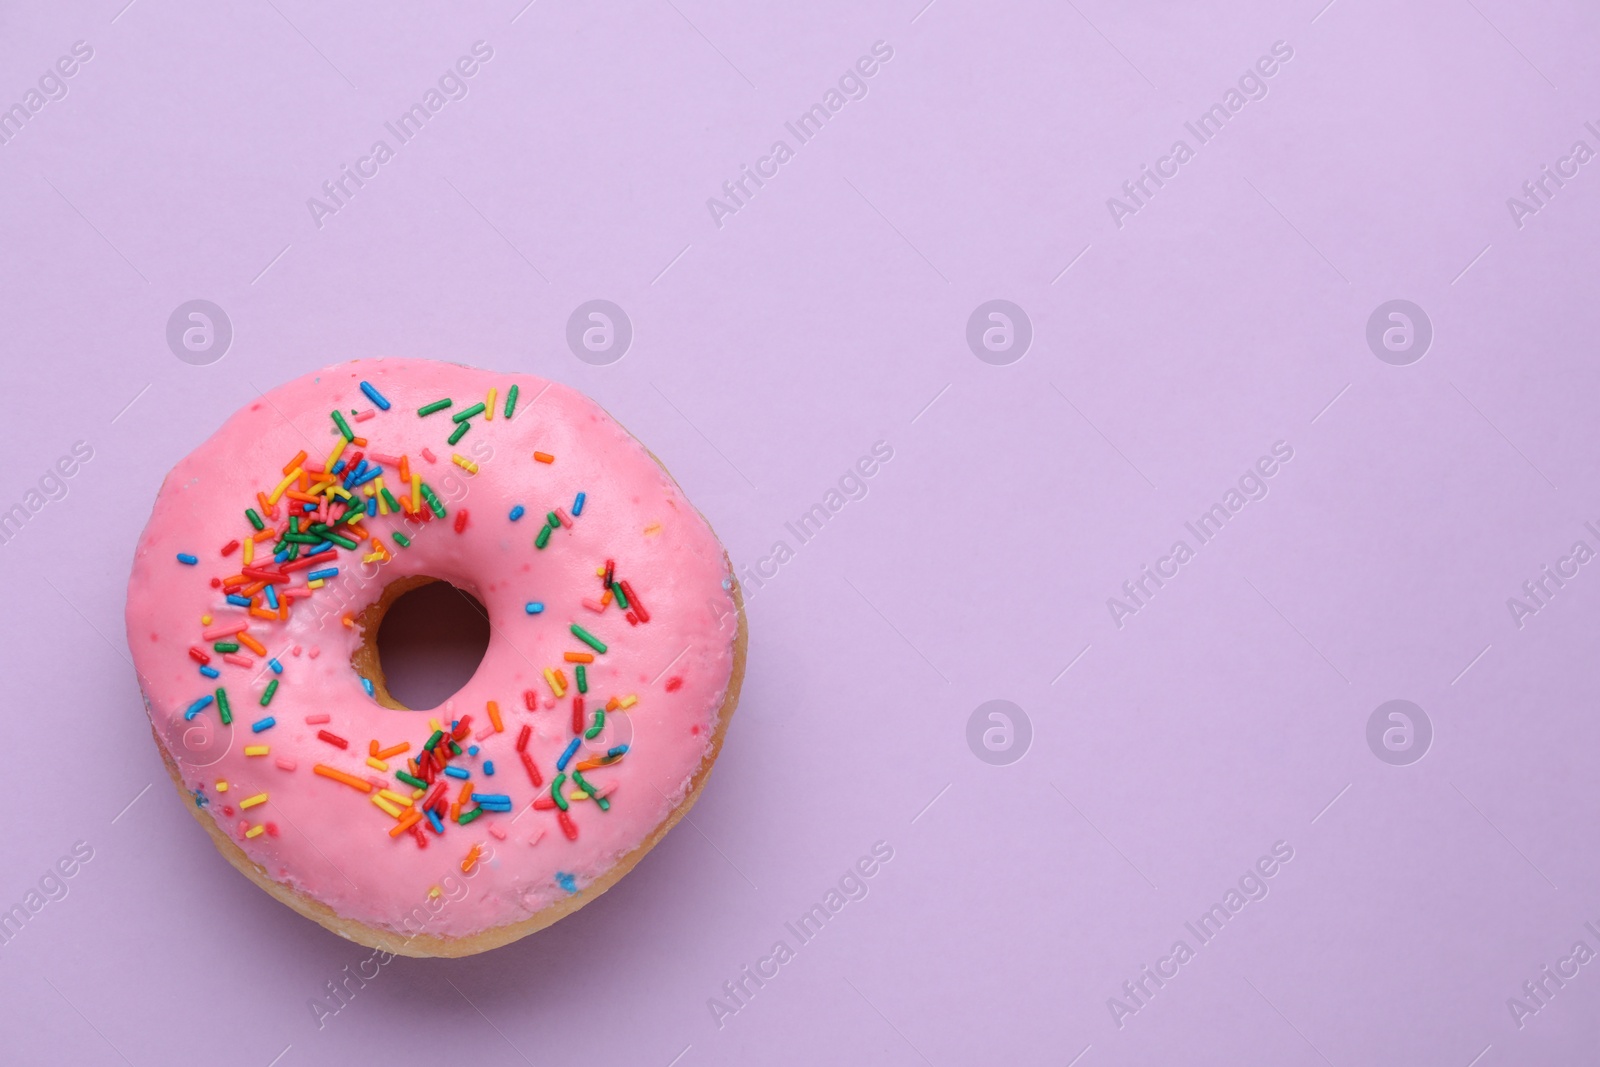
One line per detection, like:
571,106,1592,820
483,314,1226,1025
523,690,538,712
532,795,556,810
317,730,348,749
411,824,429,848
572,696,584,735
188,647,211,665
516,724,531,752
220,539,240,556
557,809,579,840
621,580,648,622
520,751,543,788
454,509,469,533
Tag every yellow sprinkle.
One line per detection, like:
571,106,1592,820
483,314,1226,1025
618,695,638,709
329,485,352,500
362,552,384,564
363,483,375,497
241,537,253,565
200,614,213,626
244,746,269,757
366,756,389,772
375,480,390,515
308,578,325,589
215,779,229,792
371,793,404,818
240,792,268,809
452,454,479,474
245,825,265,839
307,480,333,496
325,436,348,469
411,472,421,510
430,718,443,733
569,790,590,800
268,467,302,505
378,789,413,806
485,386,497,421
411,788,425,800
543,667,566,698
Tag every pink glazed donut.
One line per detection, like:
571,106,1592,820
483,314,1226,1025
124,359,746,956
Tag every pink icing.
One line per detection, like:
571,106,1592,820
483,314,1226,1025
125,359,738,939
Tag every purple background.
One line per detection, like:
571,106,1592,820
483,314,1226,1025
2,0,1598,1063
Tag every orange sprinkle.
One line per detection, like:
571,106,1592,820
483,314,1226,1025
399,455,411,484
563,652,594,663
486,700,503,733
458,782,474,805
237,632,267,656
285,490,320,504
461,844,482,873
389,810,423,837
375,741,411,760
314,764,373,792
249,607,278,621
253,528,276,543
449,802,460,822
283,450,307,476
533,451,554,464
240,581,266,598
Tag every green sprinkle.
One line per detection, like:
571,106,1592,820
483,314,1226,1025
610,582,629,610
418,398,453,417
213,642,240,654
325,532,359,550
458,806,484,826
289,516,300,534
331,409,354,440
572,770,609,811
575,664,587,693
552,774,569,811
447,421,470,446
281,532,319,544
421,483,445,518
260,679,279,706
245,508,265,531
534,524,552,549
392,531,412,548
451,402,486,423
216,688,232,726
449,740,463,756
381,487,400,512
545,511,560,527
504,384,519,418
570,624,607,654
424,729,444,751
584,708,605,740
286,542,299,560
396,770,428,789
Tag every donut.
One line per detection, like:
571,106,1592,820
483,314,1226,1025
124,359,746,957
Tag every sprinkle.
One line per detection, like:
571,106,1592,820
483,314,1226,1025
543,667,566,698
534,524,552,550
188,646,211,665
420,447,436,463
223,653,253,669
575,664,588,693
245,745,269,756
509,505,525,521
225,595,252,608
177,553,199,565
546,511,560,527
519,751,543,787
371,793,404,818
305,713,331,725
457,806,484,826
484,760,496,776
314,764,373,792
426,810,445,834
245,825,265,839
461,844,482,872
585,708,605,740
260,679,279,706
454,509,469,533
389,810,423,837
525,602,544,614
452,454,478,474
443,766,469,780
246,508,266,531
214,688,233,725
572,771,608,811
392,531,411,548
551,774,569,810
331,409,354,440
487,700,503,732
220,539,240,557
504,384,519,418
485,387,497,421
359,381,391,410
240,793,267,809
418,398,452,417
573,492,586,516
269,658,283,674
569,624,607,653
556,738,580,771
199,666,220,678
608,744,629,758
447,421,470,445
306,567,338,581
534,452,554,464
202,620,249,641
564,652,594,664
557,811,578,841
396,770,427,789
317,730,348,748
250,716,274,733
366,756,388,772
420,483,445,518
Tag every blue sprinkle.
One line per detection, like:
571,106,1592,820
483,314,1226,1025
332,459,347,475
467,745,480,756
199,665,219,679
307,567,339,581
359,381,391,410
509,505,525,522
556,738,580,772
426,809,444,834
349,465,382,488
263,584,279,610
176,553,199,565
477,799,512,811
302,502,316,513
274,549,290,563
306,543,334,557
525,602,543,614
184,695,214,720
251,716,276,733
443,766,469,780
360,677,374,698
365,496,377,517
572,492,586,516
556,872,577,894
483,760,495,775
226,595,252,607
269,658,283,674
607,744,629,758
473,793,511,805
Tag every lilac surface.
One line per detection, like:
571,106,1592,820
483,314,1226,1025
2,1,1598,1064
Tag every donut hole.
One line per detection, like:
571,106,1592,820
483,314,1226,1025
364,577,491,711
